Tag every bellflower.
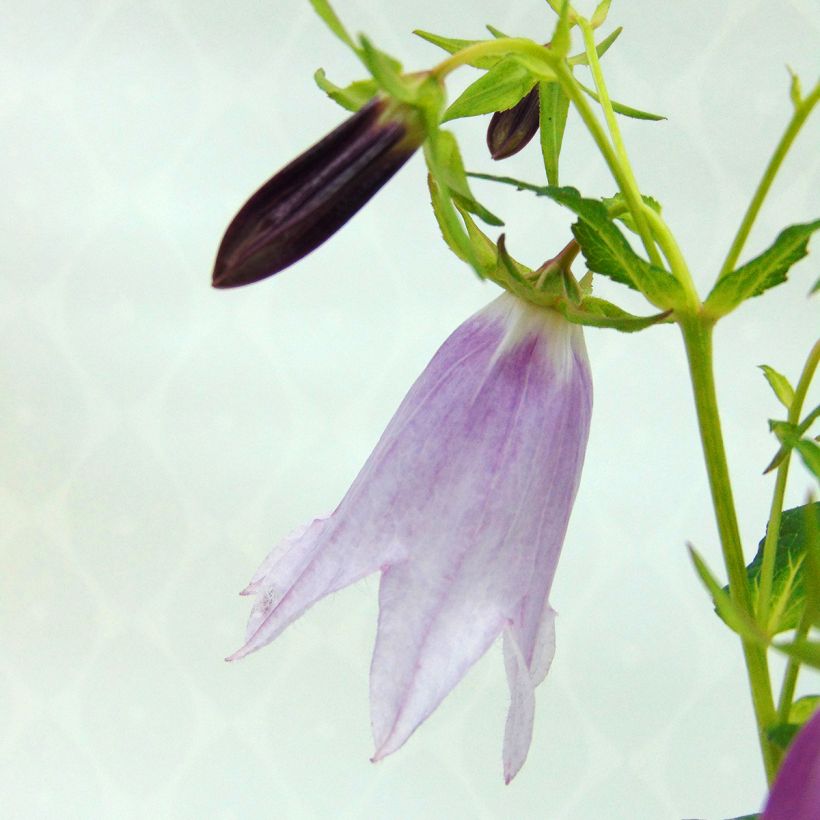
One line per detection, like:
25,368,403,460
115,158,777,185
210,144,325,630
213,97,424,289
486,87,540,161
229,292,592,782
761,708,820,819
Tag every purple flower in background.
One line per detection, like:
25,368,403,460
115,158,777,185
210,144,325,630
486,86,540,161
762,708,820,819
229,292,592,782
212,97,424,289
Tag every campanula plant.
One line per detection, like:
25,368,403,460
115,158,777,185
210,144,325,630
212,0,820,810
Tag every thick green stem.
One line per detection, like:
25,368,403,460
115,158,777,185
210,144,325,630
680,316,779,783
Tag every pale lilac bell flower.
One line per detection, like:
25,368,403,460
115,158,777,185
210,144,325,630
228,291,592,782
762,707,820,819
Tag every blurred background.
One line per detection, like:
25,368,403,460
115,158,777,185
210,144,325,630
1,0,818,817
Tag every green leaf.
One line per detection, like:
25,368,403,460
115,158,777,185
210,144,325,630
432,131,503,226
777,639,820,669
467,171,550,196
577,80,666,121
539,82,570,186
730,502,820,635
444,57,536,121
706,219,820,316
551,0,572,57
602,192,663,234
485,24,509,39
413,31,503,70
590,0,612,29
768,695,820,748
689,545,765,643
759,364,795,409
796,439,820,479
309,0,357,51
427,173,476,271
542,186,685,308
313,69,377,111
764,405,820,474
568,26,622,66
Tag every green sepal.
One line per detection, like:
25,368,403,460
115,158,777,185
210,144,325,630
542,186,685,309
432,131,503,226
705,219,820,317
759,364,795,409
558,297,672,332
568,26,622,66
308,0,358,52
485,24,508,39
689,545,767,644
313,69,378,112
358,36,412,102
577,80,666,121
724,503,820,635
443,57,541,121
539,81,571,186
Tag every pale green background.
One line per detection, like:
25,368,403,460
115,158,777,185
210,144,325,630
1,1,819,818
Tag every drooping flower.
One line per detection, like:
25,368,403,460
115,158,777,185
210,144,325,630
762,708,820,819
228,292,592,782
212,97,425,289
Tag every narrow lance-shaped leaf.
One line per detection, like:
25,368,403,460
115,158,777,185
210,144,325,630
795,440,820,480
309,0,358,52
706,219,820,317
445,57,537,121
568,26,622,66
413,30,503,70
577,79,666,121
539,81,570,186
760,364,796,409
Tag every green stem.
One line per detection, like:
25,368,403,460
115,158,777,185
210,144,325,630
719,81,820,279
640,205,699,309
431,38,551,79
777,610,812,721
759,340,820,628
680,316,779,783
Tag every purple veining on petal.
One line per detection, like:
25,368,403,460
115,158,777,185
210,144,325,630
229,292,592,782
762,707,820,819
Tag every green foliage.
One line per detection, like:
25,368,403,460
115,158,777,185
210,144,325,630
444,58,540,121
568,27,622,66
539,82,570,186
730,503,820,635
602,192,663,234
308,0,357,51
432,131,503,226
541,187,685,308
705,220,820,317
576,80,666,121
558,298,671,332
767,695,820,749
413,30,502,70
765,406,820,474
759,364,795,409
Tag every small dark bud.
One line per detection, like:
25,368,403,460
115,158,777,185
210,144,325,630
486,87,540,161
212,97,425,289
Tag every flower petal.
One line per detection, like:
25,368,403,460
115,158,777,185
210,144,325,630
762,707,820,819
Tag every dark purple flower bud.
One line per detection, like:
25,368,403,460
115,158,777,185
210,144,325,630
486,86,540,161
212,97,425,288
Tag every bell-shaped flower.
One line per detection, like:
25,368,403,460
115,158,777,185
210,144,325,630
762,707,820,819
228,292,592,782
213,96,425,288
